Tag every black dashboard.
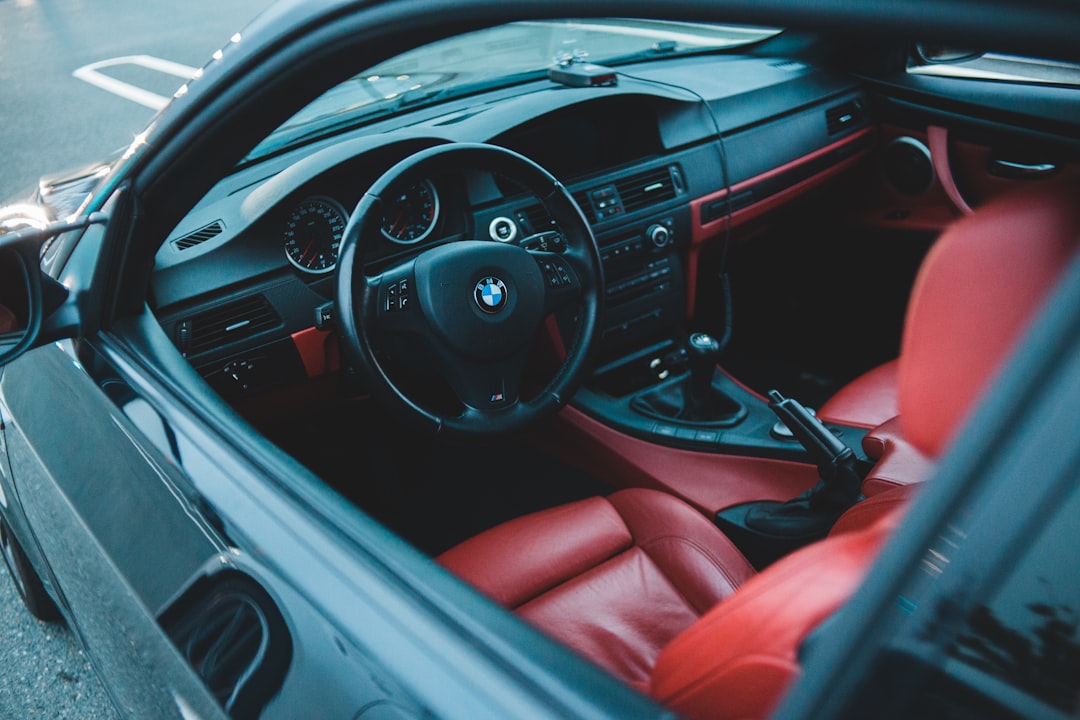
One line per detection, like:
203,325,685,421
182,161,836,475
151,52,870,401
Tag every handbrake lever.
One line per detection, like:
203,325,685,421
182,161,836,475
732,390,868,543
714,391,871,566
766,390,866,512
768,390,850,469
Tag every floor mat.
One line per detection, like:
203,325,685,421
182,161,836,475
697,216,935,408
260,399,613,555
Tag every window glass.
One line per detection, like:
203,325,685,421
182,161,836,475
944,480,1080,714
909,48,1080,88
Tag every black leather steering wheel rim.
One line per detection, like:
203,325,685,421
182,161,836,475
336,142,603,436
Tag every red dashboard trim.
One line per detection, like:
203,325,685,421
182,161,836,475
686,127,874,314
927,125,975,216
291,326,339,378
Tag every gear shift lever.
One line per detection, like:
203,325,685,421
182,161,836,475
687,332,721,415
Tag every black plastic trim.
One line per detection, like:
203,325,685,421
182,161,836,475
575,337,869,461
700,129,873,224
160,570,292,720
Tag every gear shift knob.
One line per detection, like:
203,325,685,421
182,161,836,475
687,332,721,400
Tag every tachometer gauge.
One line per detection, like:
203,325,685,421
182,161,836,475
283,196,346,274
380,179,439,244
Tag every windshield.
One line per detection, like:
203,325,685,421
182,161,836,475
247,19,779,162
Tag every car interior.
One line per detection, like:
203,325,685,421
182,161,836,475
136,20,1080,718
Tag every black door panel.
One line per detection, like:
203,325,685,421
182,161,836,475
0,340,229,719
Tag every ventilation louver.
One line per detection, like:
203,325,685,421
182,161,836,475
571,190,598,224
615,166,678,214
826,99,865,135
178,295,281,357
516,204,557,235
770,60,807,72
173,220,225,251
514,165,679,231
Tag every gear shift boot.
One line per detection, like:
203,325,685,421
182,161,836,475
631,380,745,426
631,332,745,426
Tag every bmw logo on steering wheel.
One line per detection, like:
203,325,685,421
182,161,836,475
474,276,508,313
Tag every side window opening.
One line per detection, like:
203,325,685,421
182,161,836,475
908,45,1080,89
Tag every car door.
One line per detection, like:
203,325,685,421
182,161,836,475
0,191,666,720
857,50,1080,237
0,225,233,718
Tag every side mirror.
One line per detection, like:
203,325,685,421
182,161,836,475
0,212,107,366
0,243,40,364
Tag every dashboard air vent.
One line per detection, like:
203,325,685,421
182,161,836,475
178,295,281,357
826,99,864,135
173,221,225,251
571,190,598,224
770,60,807,72
516,204,557,235
614,166,679,214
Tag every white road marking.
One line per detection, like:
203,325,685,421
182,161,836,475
73,55,198,110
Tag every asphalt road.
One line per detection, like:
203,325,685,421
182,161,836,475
0,1,271,716
0,0,271,204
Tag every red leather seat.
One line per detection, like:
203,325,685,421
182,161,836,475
438,187,1080,718
821,187,1080,431
439,488,756,691
817,359,899,428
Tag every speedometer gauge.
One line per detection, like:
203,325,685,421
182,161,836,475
283,196,346,274
380,179,439,244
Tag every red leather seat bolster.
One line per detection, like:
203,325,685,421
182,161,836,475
859,417,935,496
519,547,706,685
817,359,899,429
651,507,903,720
437,497,633,608
829,483,916,537
439,489,756,686
608,489,756,613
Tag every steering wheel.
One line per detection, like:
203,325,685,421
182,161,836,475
336,143,603,436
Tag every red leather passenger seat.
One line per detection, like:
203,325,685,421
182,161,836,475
438,187,1080,718
821,187,1079,432
817,358,899,429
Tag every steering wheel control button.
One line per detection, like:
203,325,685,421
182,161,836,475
488,217,518,243
474,276,508,313
385,278,411,312
538,258,572,288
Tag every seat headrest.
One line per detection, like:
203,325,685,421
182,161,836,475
899,187,1080,457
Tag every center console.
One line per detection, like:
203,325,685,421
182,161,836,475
595,211,687,352
565,201,867,464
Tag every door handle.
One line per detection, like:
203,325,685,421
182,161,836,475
989,158,1060,179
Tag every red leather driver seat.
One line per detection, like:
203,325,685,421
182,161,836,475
439,488,757,690
438,187,1080,718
